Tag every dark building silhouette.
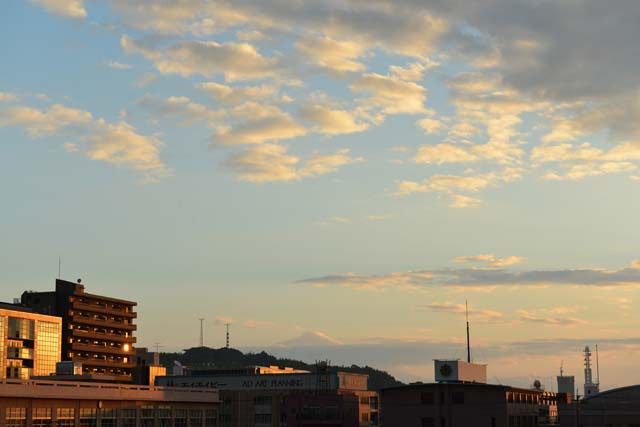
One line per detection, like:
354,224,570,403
21,279,137,382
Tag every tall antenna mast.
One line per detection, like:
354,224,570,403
560,360,564,376
225,323,230,349
596,344,600,386
58,256,62,279
466,300,471,363
199,318,205,347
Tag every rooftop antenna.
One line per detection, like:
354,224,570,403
58,256,61,279
199,318,205,347
153,342,164,353
560,360,564,376
225,323,230,349
466,300,471,363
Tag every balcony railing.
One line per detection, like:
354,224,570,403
71,329,136,343
71,314,136,331
72,301,137,318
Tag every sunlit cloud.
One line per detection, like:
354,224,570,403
455,254,525,268
31,0,87,19
296,261,640,292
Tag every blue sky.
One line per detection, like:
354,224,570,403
2,0,640,389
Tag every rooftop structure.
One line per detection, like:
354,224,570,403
21,279,137,382
434,359,487,384
583,346,599,397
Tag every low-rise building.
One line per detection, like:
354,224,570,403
0,377,220,427
0,304,62,380
558,384,640,426
156,368,378,427
381,382,564,427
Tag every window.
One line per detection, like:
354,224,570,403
121,409,137,427
451,392,465,404
204,409,217,427
254,414,271,424
157,407,171,427
421,392,434,404
174,409,187,427
141,407,155,427
56,409,75,427
253,396,272,406
35,321,61,376
6,408,27,427
421,418,434,427
188,410,202,427
361,413,369,423
33,408,53,427
101,409,117,427
360,396,370,405
79,409,96,427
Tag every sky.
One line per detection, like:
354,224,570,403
2,0,640,391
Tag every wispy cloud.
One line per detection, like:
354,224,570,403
296,262,640,292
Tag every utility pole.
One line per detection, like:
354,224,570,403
199,318,205,347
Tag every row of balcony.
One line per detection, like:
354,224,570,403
70,314,136,331
72,328,136,343
70,341,132,357
72,300,137,318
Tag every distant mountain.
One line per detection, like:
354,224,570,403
159,347,403,391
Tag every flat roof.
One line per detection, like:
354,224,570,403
0,379,219,403
0,307,62,323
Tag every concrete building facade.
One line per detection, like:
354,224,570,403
0,378,219,427
0,305,62,380
156,369,378,427
21,279,137,382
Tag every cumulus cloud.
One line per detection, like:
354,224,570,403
31,0,86,18
296,35,367,73
224,144,361,183
295,261,640,292
455,254,525,267
0,104,93,137
394,168,524,207
0,102,168,181
137,95,224,126
213,106,306,146
121,36,281,81
352,72,428,116
198,82,277,105
299,104,369,135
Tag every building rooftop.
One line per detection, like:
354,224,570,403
0,378,219,403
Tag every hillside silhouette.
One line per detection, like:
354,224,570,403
159,347,403,390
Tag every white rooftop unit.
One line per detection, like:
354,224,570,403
434,360,487,384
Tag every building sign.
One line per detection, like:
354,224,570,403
156,374,339,391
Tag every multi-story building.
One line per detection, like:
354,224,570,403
21,279,137,382
0,377,220,427
155,367,379,427
0,304,62,380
